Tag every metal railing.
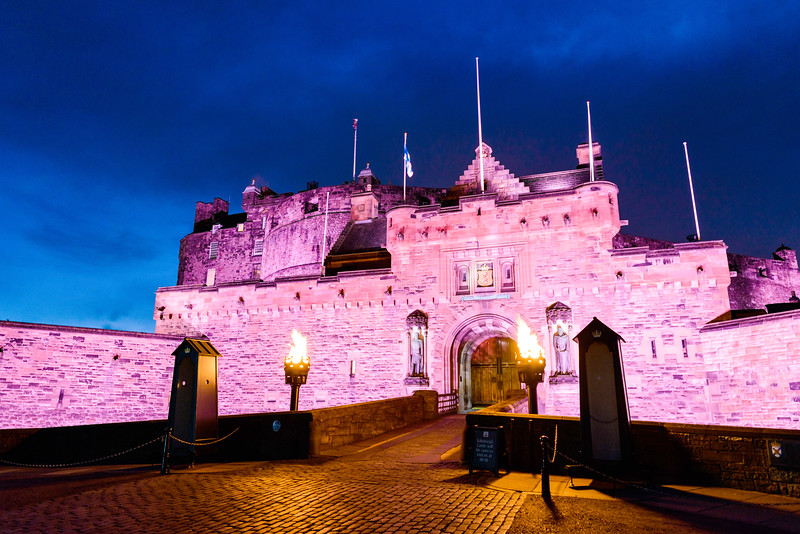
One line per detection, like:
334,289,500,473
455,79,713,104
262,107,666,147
438,391,458,414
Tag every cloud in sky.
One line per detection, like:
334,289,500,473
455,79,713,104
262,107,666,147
1,1,799,331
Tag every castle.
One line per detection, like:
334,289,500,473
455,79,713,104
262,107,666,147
1,142,799,430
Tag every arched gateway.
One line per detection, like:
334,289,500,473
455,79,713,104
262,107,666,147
446,314,522,412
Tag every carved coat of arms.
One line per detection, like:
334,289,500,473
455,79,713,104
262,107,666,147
476,263,493,287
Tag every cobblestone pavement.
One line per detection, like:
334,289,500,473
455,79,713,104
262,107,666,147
0,416,525,533
3,415,799,533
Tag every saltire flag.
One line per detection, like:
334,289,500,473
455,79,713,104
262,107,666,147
404,135,413,178
353,118,358,129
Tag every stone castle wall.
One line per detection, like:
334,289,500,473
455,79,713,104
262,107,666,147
178,183,447,286
0,321,182,429
727,252,800,310
143,181,771,427
700,309,800,428
3,149,798,432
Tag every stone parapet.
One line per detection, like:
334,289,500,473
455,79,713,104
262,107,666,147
309,396,424,455
466,412,800,497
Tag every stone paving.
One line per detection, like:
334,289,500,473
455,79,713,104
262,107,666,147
3,414,800,533
0,416,524,533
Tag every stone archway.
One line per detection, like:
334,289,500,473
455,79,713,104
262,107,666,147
446,314,519,412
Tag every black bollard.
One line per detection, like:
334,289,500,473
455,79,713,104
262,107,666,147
540,435,551,499
161,427,172,475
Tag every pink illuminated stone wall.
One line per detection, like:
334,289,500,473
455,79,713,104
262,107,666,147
0,321,182,429
177,182,448,287
700,309,800,428
727,250,800,310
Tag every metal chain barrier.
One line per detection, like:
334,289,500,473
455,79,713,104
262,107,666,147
542,442,800,507
0,435,164,469
549,424,558,464
168,427,240,446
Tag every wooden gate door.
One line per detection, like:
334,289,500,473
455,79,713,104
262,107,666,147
470,337,520,406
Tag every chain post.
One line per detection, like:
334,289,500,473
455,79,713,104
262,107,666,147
161,427,172,475
540,435,551,500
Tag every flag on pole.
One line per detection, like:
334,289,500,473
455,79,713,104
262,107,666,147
352,119,358,179
404,134,413,178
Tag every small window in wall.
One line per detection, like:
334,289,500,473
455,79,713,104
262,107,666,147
206,268,216,286
651,340,657,359
681,339,689,358
261,216,267,230
253,239,263,256
237,223,245,232
252,265,260,280
456,265,469,295
212,223,222,234
500,261,515,292
209,241,219,260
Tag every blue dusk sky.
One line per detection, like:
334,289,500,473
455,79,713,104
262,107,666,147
1,2,799,332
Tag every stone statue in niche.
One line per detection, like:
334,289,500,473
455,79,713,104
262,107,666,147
553,323,572,374
545,302,575,377
406,310,428,378
410,329,424,376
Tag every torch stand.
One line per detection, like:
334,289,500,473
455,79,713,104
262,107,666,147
284,365,308,412
287,378,303,411
518,368,544,414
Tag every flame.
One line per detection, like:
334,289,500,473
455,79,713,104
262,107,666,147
285,329,309,365
516,316,545,364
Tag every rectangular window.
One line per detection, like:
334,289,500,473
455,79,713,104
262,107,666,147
209,241,219,260
205,268,216,286
253,239,263,256
681,339,689,358
262,216,267,230
651,340,657,359
455,264,470,295
237,223,245,232
500,261,515,292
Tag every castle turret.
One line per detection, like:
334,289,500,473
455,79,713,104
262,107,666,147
195,198,229,224
773,244,798,269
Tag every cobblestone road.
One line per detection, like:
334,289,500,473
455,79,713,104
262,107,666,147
0,416,525,533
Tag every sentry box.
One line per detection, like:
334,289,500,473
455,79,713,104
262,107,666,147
167,338,220,460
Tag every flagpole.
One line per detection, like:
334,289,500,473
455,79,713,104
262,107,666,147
587,101,595,182
683,142,701,241
321,192,330,275
476,57,485,193
403,132,407,202
352,119,358,180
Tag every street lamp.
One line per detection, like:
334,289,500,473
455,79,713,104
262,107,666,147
516,317,547,414
284,329,309,411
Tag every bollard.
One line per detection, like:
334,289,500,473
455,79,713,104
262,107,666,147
161,427,172,475
540,435,551,500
